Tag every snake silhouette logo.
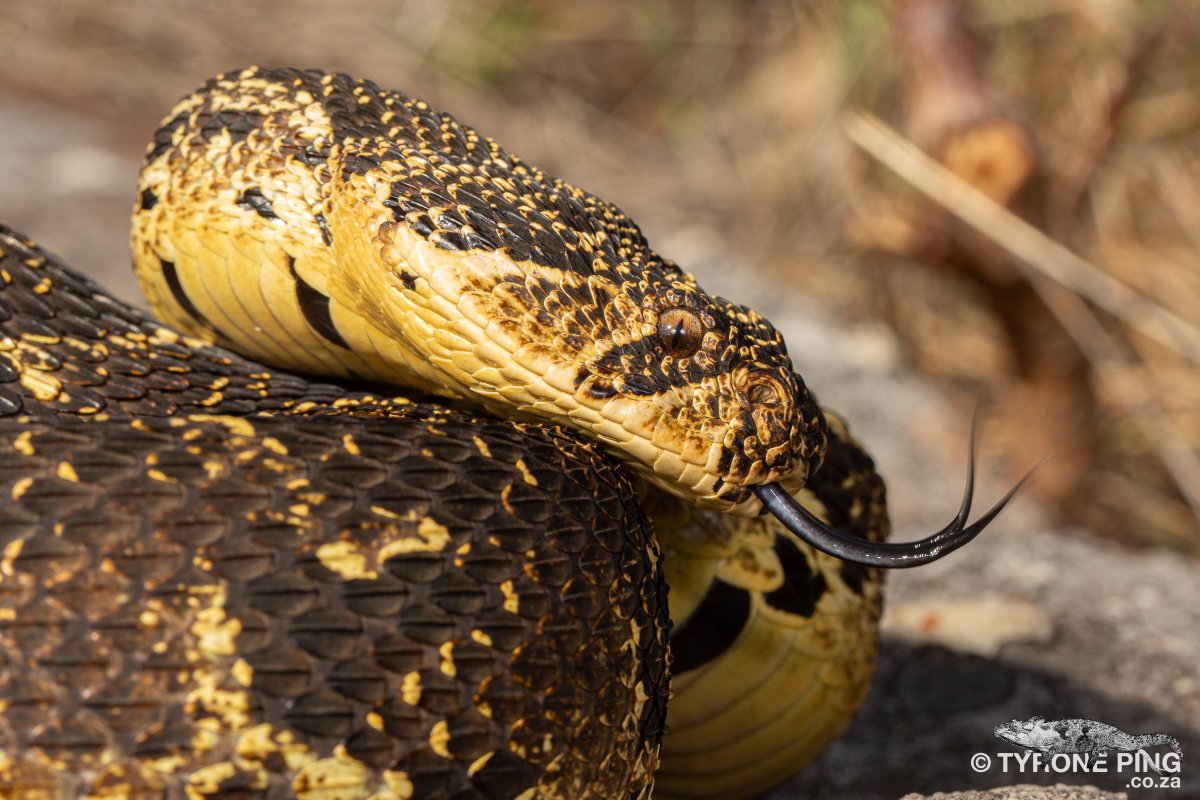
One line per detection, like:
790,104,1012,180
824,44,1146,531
994,716,1183,771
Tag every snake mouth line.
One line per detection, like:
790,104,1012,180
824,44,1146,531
755,422,1039,569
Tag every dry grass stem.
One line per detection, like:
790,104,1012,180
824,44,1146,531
843,111,1200,368
845,111,1200,536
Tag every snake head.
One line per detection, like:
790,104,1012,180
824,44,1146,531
341,145,830,517
523,262,1034,570
350,161,1030,570
567,284,829,512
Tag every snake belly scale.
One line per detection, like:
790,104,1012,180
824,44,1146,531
0,66,895,800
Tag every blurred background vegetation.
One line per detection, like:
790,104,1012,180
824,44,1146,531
0,0,1197,552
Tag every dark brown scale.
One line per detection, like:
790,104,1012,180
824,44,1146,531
54,572,127,623
666,580,752,674
235,186,279,220
27,717,112,771
508,577,552,621
288,254,350,349
82,677,166,732
33,638,117,688
245,571,322,618
0,356,19,383
207,534,276,581
129,721,201,760
103,535,184,581
428,573,490,615
245,645,315,698
146,110,188,163
0,227,671,795
91,607,169,654
344,727,400,769
413,669,462,715
283,688,356,737
763,536,828,618
289,607,364,660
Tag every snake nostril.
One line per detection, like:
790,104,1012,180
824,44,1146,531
746,381,781,408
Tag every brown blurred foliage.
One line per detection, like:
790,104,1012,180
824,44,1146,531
0,0,1197,551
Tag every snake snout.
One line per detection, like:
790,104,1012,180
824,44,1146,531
730,368,827,486
741,372,784,409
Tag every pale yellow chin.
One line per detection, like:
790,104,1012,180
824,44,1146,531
471,388,751,513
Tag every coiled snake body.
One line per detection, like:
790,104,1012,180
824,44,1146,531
0,67,1004,799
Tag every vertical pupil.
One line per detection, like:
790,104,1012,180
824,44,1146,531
670,321,685,349
661,309,701,356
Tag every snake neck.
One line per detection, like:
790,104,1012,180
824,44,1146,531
642,411,889,799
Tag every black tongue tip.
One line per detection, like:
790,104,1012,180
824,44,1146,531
753,456,1038,569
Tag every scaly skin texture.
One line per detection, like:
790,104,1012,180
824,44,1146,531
0,66,892,800
0,224,669,799
131,66,827,513
650,413,887,800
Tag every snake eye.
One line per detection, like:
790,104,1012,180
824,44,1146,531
657,308,704,358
